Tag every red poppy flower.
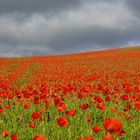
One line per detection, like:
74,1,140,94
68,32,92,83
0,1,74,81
31,112,41,120
94,96,103,102
23,92,30,99
82,85,91,92
87,116,92,123
119,111,123,116
29,121,36,128
125,86,131,93
105,96,111,101
125,114,131,120
103,118,122,133
57,103,67,112
39,109,45,114
24,103,30,109
102,133,114,140
32,135,46,140
65,110,77,117
134,101,140,110
79,103,88,110
92,126,101,133
10,134,17,140
98,84,104,91
84,136,94,140
2,130,8,137
120,95,129,101
77,93,83,99
5,104,10,109
78,136,94,140
54,97,61,106
124,105,131,111
96,102,105,110
115,130,125,137
45,99,50,110
57,116,68,127
0,107,3,113
111,107,116,113
33,98,41,105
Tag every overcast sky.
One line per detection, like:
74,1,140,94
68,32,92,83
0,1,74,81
0,0,140,57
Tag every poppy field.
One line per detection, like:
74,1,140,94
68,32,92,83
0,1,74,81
0,47,140,140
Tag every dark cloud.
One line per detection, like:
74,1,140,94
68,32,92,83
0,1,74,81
0,0,140,57
126,0,140,16
0,0,83,16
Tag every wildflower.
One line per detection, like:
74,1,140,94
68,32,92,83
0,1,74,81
11,134,17,140
92,126,101,133
87,116,92,123
57,103,67,112
29,121,36,128
105,96,111,101
102,133,114,140
103,118,122,133
84,136,94,140
2,130,8,137
79,103,88,110
115,130,125,136
0,107,3,113
33,135,46,140
96,102,105,110
134,101,140,110
82,85,91,92
111,107,116,113
125,114,131,120
65,110,77,117
78,136,94,140
31,112,41,120
57,116,68,127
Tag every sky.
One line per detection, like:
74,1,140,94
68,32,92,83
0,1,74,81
0,0,140,57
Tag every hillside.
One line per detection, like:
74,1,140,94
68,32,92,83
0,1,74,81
0,46,140,140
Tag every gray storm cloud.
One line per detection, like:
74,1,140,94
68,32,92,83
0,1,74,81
0,0,83,15
0,0,140,57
